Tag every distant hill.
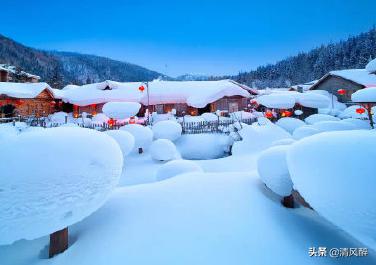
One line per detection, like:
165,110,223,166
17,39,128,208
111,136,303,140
0,35,165,88
233,27,376,88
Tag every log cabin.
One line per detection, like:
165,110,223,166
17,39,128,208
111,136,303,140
0,64,40,83
0,82,57,117
60,80,258,117
309,69,376,103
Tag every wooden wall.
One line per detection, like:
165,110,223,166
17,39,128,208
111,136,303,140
311,76,364,103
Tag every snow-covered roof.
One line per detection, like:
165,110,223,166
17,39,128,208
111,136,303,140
61,79,252,108
351,86,376,103
290,80,319,91
366,58,376,73
0,82,54,98
311,69,376,89
0,64,40,80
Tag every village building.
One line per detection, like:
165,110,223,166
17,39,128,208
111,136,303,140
309,67,376,103
60,80,257,117
0,82,57,117
0,64,41,83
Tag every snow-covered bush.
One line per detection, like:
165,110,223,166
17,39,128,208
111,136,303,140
275,117,305,134
292,126,320,140
366,58,376,73
312,121,356,132
305,114,340,124
201,112,218,122
287,130,376,248
232,123,291,155
49,111,68,124
352,86,376,102
102,102,141,119
339,105,369,119
341,118,371,129
152,120,182,141
257,145,293,197
155,159,203,181
271,138,295,147
120,124,153,153
150,139,179,161
92,113,109,124
0,127,123,245
104,130,135,156
176,134,231,160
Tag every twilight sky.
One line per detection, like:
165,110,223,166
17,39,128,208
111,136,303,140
1,0,376,77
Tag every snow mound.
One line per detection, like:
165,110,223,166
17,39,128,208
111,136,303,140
341,118,371,129
176,134,231,160
155,160,203,181
271,138,296,146
312,121,356,132
287,130,376,249
232,124,291,155
257,145,293,196
49,111,68,124
292,126,321,140
275,117,305,134
120,124,153,152
150,139,179,161
256,93,296,109
92,113,109,124
294,109,303,116
102,102,141,119
352,87,376,103
339,105,369,119
0,127,123,245
104,130,135,156
366,58,376,73
200,112,219,122
152,120,182,141
305,114,340,124
297,92,330,108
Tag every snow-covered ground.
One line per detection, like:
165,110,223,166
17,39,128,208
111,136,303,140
1,116,375,265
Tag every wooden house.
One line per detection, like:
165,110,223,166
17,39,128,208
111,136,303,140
309,69,376,103
0,64,40,83
60,80,257,117
0,82,57,117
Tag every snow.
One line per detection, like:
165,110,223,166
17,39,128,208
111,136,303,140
61,80,251,108
292,126,320,140
200,112,219,122
152,120,182,141
48,112,68,124
0,127,123,245
155,160,203,181
339,105,369,119
150,139,179,161
351,87,376,103
287,130,376,249
296,92,330,108
275,117,305,134
329,69,376,87
232,123,291,155
102,102,141,119
176,134,231,160
271,138,296,146
257,145,293,196
0,82,54,98
104,130,135,156
92,113,109,124
305,114,340,124
341,118,371,129
365,58,376,73
256,93,296,109
120,124,153,152
312,121,356,132
294,109,303,116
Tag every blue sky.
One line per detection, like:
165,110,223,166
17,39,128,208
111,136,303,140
1,0,375,77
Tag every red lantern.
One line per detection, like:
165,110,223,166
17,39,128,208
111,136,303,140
356,107,365,114
138,85,145,92
284,110,292,117
50,100,56,106
265,111,273,119
108,118,115,127
250,99,258,105
129,117,136,124
337,89,346,95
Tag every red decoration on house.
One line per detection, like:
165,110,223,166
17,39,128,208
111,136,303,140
283,110,292,117
337,89,346,95
50,100,56,106
356,107,365,114
138,85,145,92
129,117,136,124
265,111,273,119
108,118,115,127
